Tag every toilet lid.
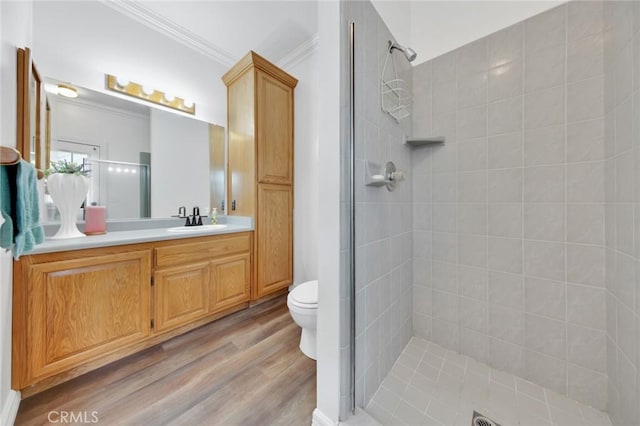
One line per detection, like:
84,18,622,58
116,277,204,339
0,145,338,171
289,280,318,307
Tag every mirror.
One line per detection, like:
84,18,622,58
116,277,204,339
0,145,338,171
43,78,225,222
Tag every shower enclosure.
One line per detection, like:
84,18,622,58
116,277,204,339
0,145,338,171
343,1,640,425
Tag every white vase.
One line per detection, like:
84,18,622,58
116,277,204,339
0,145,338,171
47,174,89,239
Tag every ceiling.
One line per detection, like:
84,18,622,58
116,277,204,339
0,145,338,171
102,0,319,68
104,0,563,69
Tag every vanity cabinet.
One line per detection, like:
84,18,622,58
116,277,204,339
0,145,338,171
153,233,251,332
13,232,253,396
222,51,297,300
13,249,152,390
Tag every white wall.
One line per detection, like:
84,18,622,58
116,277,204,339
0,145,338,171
285,50,319,286
32,1,228,126
150,109,210,218
314,0,343,424
0,0,32,423
372,0,563,65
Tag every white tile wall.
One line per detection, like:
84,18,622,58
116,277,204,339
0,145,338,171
411,2,611,411
345,0,414,410
342,0,638,420
604,2,640,425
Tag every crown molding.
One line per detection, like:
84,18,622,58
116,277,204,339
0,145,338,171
99,0,237,67
277,34,319,71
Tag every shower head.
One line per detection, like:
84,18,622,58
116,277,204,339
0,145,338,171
389,41,417,62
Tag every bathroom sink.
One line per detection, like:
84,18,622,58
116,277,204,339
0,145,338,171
167,224,228,233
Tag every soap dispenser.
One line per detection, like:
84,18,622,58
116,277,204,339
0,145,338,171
211,208,218,225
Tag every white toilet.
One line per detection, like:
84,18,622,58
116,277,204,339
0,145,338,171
287,280,318,360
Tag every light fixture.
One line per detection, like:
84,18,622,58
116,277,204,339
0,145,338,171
57,84,78,98
115,76,129,87
105,74,195,115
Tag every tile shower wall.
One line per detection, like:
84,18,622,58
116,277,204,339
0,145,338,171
603,2,640,425
412,2,609,410
342,0,415,409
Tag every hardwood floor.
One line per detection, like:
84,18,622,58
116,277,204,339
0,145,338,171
15,296,316,426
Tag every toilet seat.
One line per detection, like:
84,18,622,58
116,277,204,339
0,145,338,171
288,280,317,308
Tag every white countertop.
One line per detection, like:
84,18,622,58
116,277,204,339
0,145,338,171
30,217,253,255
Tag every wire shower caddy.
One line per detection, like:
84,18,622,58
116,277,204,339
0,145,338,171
381,40,411,121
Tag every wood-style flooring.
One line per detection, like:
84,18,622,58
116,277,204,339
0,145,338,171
16,296,316,426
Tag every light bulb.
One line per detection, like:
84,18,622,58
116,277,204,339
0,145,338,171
183,99,194,108
164,93,175,103
108,167,113,172
57,84,78,98
142,85,154,96
116,76,129,87
131,169,137,174
116,167,122,173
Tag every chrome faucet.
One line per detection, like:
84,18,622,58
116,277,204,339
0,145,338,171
172,206,187,218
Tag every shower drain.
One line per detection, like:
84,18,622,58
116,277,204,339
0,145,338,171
471,411,501,426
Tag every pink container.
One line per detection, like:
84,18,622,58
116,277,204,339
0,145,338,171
85,206,107,235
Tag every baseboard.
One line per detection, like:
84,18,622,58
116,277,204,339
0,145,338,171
338,407,381,425
312,408,337,426
0,390,21,426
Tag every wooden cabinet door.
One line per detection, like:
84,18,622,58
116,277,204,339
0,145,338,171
256,184,293,298
256,71,293,185
154,262,209,333
210,253,251,313
26,250,151,382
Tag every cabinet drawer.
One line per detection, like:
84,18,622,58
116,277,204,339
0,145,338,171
155,233,251,268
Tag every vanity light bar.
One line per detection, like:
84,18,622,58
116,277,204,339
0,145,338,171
105,74,195,115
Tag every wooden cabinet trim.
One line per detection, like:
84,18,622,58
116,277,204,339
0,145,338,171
222,51,298,89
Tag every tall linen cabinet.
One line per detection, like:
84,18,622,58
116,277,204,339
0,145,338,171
222,51,298,300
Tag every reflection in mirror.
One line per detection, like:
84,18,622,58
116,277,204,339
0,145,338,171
44,78,225,222
30,62,42,169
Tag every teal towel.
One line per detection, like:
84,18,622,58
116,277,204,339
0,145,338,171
0,166,14,250
0,160,44,259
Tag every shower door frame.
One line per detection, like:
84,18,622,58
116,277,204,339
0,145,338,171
347,19,357,415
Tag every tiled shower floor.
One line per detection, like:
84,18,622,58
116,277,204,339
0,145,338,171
366,337,612,426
